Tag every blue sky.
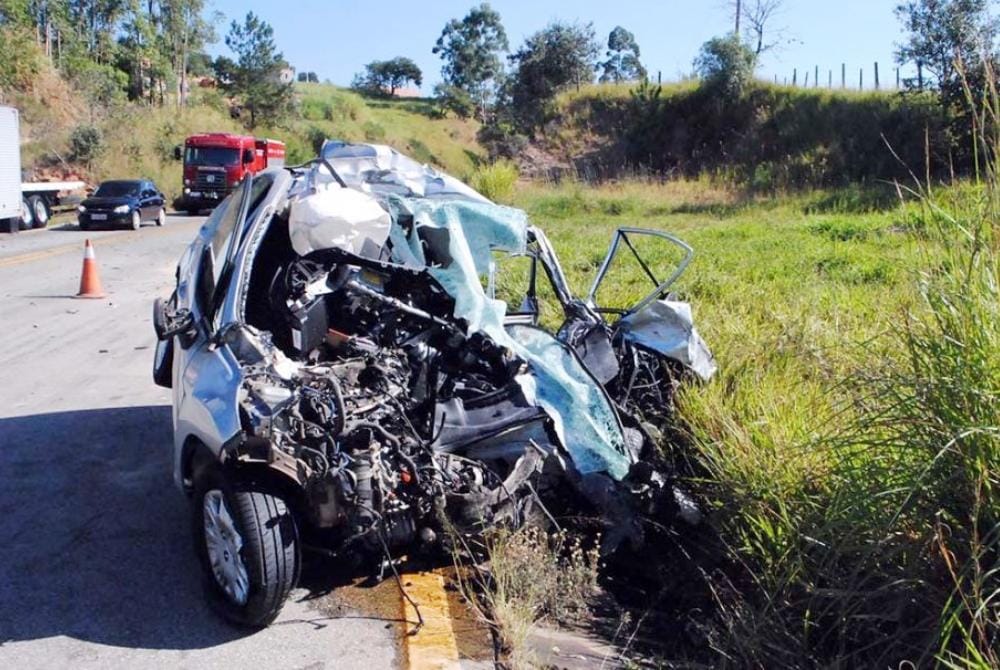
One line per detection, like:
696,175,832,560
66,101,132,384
208,0,910,91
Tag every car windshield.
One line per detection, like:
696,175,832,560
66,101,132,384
94,182,140,197
185,146,239,167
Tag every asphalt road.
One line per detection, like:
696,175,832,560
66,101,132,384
0,217,401,669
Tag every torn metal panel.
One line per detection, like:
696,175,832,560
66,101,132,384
617,299,717,381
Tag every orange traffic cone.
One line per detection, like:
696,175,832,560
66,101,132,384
75,239,106,299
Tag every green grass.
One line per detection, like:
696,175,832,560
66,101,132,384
290,83,482,176
510,177,997,666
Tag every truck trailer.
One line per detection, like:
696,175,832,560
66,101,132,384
0,106,85,233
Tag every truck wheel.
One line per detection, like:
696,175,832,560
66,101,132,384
28,196,49,229
192,468,300,628
130,210,141,230
156,207,166,226
18,198,33,230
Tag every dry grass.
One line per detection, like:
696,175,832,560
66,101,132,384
453,526,600,669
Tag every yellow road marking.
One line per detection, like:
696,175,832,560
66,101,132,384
404,571,462,670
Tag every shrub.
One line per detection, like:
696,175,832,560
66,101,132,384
470,160,519,203
693,34,756,98
69,124,104,166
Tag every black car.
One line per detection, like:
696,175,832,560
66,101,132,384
78,179,167,231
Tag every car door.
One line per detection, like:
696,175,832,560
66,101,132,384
166,176,254,485
140,183,158,219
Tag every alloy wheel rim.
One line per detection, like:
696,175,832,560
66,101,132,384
33,201,47,223
203,489,250,605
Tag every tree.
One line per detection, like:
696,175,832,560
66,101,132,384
351,57,422,97
432,3,508,117
895,0,997,91
504,21,599,132
222,11,293,128
694,34,756,96
599,26,646,83
433,82,475,118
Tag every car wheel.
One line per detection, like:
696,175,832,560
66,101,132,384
18,197,33,230
192,468,300,628
185,208,200,216
156,207,166,226
28,196,49,229
79,219,89,231
130,210,141,230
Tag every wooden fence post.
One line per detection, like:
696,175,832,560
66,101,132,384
842,63,846,88
828,69,832,88
896,67,901,89
859,68,863,90
874,62,880,90
917,61,923,90
793,68,797,86
804,71,809,87
814,65,819,88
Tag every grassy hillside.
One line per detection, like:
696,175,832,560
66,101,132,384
536,81,947,188
290,83,482,176
12,77,484,201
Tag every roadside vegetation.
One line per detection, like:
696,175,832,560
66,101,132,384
505,164,998,665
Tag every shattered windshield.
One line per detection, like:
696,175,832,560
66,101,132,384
185,146,239,167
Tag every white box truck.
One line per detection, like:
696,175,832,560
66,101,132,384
1,105,85,233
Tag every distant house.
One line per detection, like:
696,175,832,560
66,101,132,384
392,86,421,99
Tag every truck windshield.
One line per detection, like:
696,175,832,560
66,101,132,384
185,146,239,167
94,182,140,197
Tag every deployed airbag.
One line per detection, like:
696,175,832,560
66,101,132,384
288,184,391,258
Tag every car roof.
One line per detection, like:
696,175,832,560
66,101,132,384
99,179,143,187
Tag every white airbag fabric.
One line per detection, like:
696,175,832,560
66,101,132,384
288,185,391,257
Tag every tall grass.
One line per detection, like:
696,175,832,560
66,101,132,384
668,77,1000,666
469,160,519,203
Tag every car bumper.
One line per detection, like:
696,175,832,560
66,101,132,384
79,211,133,226
176,189,229,210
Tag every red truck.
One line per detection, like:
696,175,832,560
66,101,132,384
175,133,285,213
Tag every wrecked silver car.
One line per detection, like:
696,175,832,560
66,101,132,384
152,142,715,627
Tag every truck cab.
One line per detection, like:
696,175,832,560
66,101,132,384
175,133,285,214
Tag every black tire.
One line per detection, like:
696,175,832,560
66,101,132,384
18,197,33,230
78,219,89,231
185,208,200,216
28,195,49,229
192,468,300,628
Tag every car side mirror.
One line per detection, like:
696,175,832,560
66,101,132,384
242,148,254,164
173,146,182,160
153,297,196,345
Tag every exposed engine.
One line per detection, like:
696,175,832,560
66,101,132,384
234,247,548,559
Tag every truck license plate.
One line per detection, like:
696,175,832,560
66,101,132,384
91,213,107,220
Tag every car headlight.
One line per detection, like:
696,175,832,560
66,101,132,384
77,205,86,213
184,178,191,186
113,205,130,213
